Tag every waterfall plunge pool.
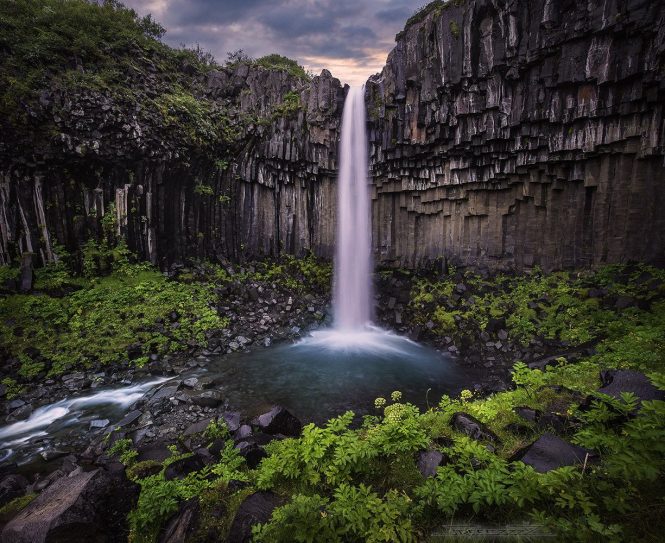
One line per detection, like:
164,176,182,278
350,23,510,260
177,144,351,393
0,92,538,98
0,330,479,467
192,328,479,424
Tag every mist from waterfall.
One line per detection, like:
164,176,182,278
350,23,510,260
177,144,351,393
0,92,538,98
333,86,372,331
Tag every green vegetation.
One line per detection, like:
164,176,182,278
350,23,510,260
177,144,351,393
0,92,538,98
409,264,665,356
255,54,311,80
397,0,465,40
273,91,302,118
449,20,461,39
114,262,664,542
0,257,227,379
0,494,37,523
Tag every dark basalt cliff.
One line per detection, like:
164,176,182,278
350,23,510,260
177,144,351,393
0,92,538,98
366,0,665,270
1,0,664,271
0,62,343,267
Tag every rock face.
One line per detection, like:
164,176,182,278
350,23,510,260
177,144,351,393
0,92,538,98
366,0,665,270
0,66,343,267
1,469,138,543
2,2,664,271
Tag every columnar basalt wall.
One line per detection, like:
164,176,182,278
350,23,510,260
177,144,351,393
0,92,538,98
366,0,665,270
0,68,343,267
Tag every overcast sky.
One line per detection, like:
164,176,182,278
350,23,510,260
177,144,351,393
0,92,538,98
122,0,417,86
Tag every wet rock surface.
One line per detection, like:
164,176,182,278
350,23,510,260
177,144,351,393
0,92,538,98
227,491,282,543
451,412,500,444
0,468,138,543
511,433,593,473
598,370,665,403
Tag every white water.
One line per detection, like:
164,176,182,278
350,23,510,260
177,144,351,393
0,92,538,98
0,377,168,465
334,86,372,331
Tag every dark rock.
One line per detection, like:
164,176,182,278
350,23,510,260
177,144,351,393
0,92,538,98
416,450,446,478
537,412,570,434
235,425,252,440
235,441,267,469
598,370,664,403
222,411,241,433
150,385,179,403
485,317,506,334
514,407,540,423
183,418,212,437
90,419,110,429
208,438,227,458
19,253,33,293
0,474,28,507
451,413,500,443
511,433,593,473
1,469,138,543
615,296,636,310
227,492,282,543
191,390,223,408
164,455,205,481
194,448,216,466
159,499,200,543
116,410,142,428
8,404,32,421
254,406,302,437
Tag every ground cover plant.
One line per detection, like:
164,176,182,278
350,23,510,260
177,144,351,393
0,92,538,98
105,263,665,542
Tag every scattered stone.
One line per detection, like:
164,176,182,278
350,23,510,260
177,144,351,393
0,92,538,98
451,413,500,443
514,407,539,423
416,450,446,478
227,492,282,543
164,455,205,481
598,369,664,403
222,412,241,433
235,441,267,469
191,390,223,408
183,419,212,437
89,419,110,429
0,474,28,507
159,498,201,543
116,410,142,428
182,377,199,389
255,406,302,437
235,425,252,440
511,433,592,473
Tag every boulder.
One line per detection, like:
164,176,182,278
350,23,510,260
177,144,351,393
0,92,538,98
235,441,267,469
0,474,28,507
451,413,500,443
1,469,138,543
416,450,446,478
511,433,592,473
191,391,223,408
158,498,200,543
254,406,302,437
221,411,241,433
164,455,205,481
183,418,212,437
598,370,664,403
227,492,282,543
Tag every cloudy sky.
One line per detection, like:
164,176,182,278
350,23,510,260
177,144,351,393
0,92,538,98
122,0,418,85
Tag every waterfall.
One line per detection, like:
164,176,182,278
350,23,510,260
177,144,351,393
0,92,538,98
334,86,372,331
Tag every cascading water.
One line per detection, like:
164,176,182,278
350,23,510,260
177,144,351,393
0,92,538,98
334,86,372,331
